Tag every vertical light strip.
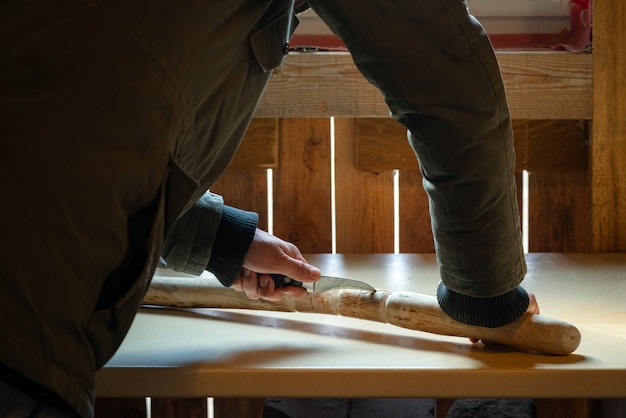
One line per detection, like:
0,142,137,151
330,117,337,254
145,397,151,418
393,170,400,254
267,168,274,235
522,170,529,254
207,397,214,418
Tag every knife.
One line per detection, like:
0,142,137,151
270,274,376,293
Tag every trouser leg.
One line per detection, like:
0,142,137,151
308,0,526,298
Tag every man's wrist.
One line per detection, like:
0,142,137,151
206,206,258,287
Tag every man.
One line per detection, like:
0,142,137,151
0,0,533,416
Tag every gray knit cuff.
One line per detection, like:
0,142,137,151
437,283,530,328
206,206,258,287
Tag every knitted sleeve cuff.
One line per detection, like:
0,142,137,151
436,282,530,328
206,206,258,287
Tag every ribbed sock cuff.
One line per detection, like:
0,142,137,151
206,206,258,287
437,283,530,328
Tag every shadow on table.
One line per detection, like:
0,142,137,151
139,305,587,368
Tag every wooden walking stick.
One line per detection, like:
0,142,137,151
143,276,581,356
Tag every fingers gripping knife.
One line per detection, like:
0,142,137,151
143,275,581,356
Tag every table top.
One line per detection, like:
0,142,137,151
96,253,626,399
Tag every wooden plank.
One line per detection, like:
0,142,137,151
273,118,332,253
355,118,588,173
435,399,455,418
513,120,589,172
398,170,435,253
210,168,269,231
356,118,419,172
94,397,146,418
535,399,591,418
151,398,207,418
213,398,265,418
334,118,394,253
228,118,278,169
590,0,626,251
255,51,592,119
527,171,589,252
497,52,592,120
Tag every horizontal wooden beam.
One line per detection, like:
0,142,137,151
255,51,592,120
355,118,588,173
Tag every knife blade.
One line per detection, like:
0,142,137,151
270,274,376,293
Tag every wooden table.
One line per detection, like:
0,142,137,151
96,253,626,403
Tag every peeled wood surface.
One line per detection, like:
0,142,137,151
144,276,581,356
255,51,592,119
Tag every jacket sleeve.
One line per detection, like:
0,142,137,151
161,192,258,287
308,0,528,327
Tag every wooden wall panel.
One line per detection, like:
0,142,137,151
355,118,588,173
590,0,626,251
398,170,435,253
334,118,394,253
273,118,333,253
356,118,419,172
151,398,207,418
228,118,278,169
513,120,589,172
211,169,269,231
94,397,146,418
211,118,278,231
527,171,590,252
213,398,265,418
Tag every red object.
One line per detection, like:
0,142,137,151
571,0,590,9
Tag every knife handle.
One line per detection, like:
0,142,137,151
269,274,303,288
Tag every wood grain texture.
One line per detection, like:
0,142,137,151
273,118,332,252
228,118,278,169
94,398,146,418
513,120,589,172
398,170,435,253
151,398,207,418
334,118,394,253
528,171,590,252
497,52,592,120
210,168,269,232
590,0,626,251
355,118,588,173
213,398,265,418
255,51,591,119
534,399,591,418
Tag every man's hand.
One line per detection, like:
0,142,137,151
230,229,321,301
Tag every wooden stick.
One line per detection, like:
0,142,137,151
143,276,581,356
